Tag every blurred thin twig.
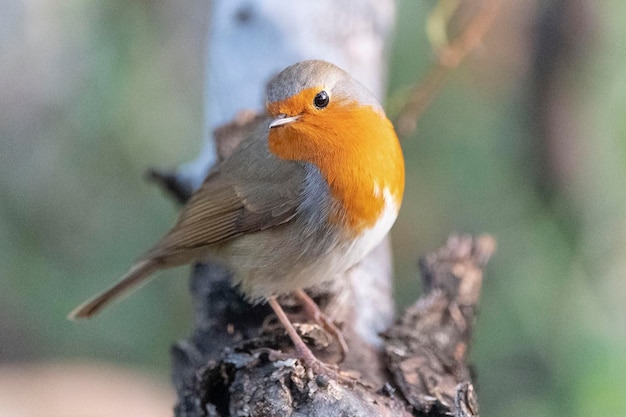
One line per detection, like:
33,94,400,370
395,0,500,136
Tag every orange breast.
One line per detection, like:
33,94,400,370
268,96,404,236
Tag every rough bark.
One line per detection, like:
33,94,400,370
382,235,494,416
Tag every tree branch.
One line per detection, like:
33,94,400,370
395,0,501,136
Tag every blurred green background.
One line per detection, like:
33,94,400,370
2,0,625,416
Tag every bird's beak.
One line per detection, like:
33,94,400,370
269,114,301,129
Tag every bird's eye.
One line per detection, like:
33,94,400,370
313,90,329,109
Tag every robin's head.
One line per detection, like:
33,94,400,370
264,60,405,234
265,60,393,161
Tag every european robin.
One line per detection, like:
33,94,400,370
69,60,405,377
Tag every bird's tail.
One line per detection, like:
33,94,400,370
68,259,160,320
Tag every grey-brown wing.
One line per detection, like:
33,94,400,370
219,116,307,223
144,118,307,259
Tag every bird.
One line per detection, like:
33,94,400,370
69,59,405,377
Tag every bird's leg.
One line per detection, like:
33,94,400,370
294,289,349,362
267,296,325,366
268,296,351,383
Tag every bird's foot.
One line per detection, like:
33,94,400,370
289,334,360,386
294,289,349,362
260,346,358,386
267,296,357,385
